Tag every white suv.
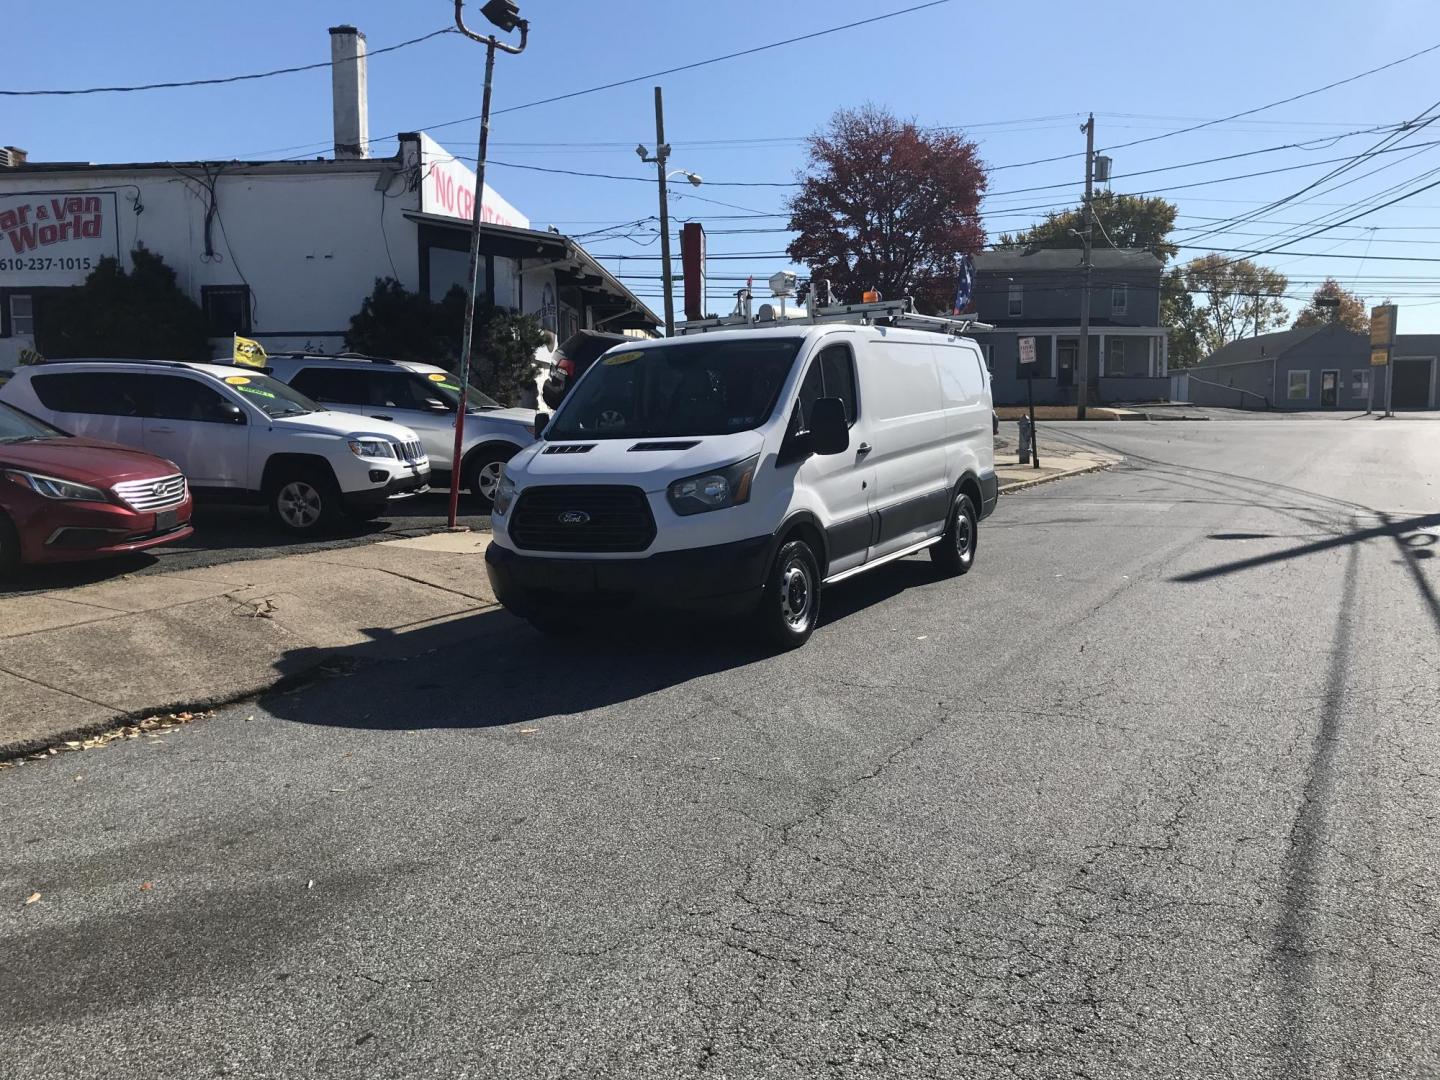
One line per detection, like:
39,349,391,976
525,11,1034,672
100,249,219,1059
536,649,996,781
0,359,430,534
265,354,535,510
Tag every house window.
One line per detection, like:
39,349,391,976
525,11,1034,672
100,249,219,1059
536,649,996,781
1351,370,1370,398
1106,337,1126,376
978,343,994,372
202,285,252,336
1007,283,1023,317
7,294,34,337
1111,284,1127,316
1288,370,1310,401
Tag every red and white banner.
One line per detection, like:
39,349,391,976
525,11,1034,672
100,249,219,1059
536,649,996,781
0,191,119,285
418,133,529,230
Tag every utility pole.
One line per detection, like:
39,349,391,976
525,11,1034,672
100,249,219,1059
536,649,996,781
653,87,675,336
446,0,528,529
1076,114,1095,420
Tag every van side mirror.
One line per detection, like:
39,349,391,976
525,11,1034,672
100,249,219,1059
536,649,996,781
533,411,550,439
809,397,849,455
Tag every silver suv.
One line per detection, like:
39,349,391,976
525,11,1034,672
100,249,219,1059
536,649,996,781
266,354,535,510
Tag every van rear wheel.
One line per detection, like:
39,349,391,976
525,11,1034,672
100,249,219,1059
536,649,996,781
932,492,978,577
754,538,821,650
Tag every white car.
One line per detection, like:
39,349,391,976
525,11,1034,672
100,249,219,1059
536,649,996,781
0,359,430,534
265,353,535,510
485,310,998,648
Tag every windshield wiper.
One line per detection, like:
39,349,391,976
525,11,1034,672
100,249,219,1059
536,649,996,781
3,434,54,443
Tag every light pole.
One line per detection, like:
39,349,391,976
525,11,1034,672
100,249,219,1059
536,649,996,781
447,0,528,529
636,86,701,336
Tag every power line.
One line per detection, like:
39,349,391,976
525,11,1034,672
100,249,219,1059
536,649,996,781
0,27,456,97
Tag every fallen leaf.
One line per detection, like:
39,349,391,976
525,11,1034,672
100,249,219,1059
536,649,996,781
518,728,537,734
23,892,40,906
916,635,928,641
139,882,153,891
306,879,315,890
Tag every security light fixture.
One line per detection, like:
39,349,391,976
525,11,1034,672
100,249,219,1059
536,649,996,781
480,0,523,32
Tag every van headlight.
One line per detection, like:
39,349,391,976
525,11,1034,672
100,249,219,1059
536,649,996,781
666,455,759,516
493,470,517,515
347,437,396,459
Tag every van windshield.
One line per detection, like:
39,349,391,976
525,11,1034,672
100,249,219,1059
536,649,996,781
545,338,802,440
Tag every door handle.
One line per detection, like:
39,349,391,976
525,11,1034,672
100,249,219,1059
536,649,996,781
856,442,872,455
370,414,393,421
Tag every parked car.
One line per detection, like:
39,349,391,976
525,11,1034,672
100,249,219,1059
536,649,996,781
485,319,997,648
0,399,193,575
0,359,429,535
265,353,533,511
540,330,631,411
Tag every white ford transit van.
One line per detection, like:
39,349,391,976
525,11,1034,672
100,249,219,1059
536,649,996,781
485,307,997,648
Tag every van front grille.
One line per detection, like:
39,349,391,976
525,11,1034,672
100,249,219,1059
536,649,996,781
509,485,656,553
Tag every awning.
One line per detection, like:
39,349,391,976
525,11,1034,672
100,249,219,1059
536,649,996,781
403,211,660,333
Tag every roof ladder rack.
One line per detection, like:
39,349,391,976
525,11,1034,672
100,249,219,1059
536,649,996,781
675,294,994,336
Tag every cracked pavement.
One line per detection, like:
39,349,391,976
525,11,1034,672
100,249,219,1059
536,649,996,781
3,418,1439,1079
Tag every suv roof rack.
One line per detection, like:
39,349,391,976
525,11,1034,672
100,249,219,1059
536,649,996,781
266,351,400,365
37,356,194,369
676,294,994,337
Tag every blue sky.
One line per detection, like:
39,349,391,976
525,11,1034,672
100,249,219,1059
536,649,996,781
8,0,1440,328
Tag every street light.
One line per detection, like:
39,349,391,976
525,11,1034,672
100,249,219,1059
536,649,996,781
446,0,529,529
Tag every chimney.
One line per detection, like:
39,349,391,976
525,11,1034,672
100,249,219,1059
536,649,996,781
328,25,369,160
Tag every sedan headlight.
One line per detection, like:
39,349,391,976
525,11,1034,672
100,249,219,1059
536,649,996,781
347,437,397,459
666,455,759,516
493,469,517,516
3,469,110,503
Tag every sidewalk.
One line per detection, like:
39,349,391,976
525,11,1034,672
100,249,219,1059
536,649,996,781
0,531,506,758
995,429,1120,492
1,439,1119,758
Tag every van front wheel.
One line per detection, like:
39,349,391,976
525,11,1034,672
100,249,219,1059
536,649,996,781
755,539,821,650
932,492,977,577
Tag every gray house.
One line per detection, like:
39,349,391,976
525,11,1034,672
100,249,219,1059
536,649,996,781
1179,322,1438,410
969,248,1170,406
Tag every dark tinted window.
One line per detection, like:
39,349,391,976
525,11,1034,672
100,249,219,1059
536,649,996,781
819,344,859,424
290,367,371,406
794,358,825,430
144,375,235,423
31,372,147,416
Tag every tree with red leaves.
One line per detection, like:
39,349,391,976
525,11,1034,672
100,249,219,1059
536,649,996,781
785,105,987,314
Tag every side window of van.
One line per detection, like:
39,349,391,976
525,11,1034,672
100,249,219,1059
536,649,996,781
793,343,860,433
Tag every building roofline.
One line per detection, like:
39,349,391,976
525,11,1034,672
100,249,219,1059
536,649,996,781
1,153,403,177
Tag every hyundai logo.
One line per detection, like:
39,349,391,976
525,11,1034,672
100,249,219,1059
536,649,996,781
558,510,590,525
152,481,169,497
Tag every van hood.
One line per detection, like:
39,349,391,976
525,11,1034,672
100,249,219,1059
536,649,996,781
512,431,765,493
272,410,422,443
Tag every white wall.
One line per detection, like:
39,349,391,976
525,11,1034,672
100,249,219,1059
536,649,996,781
0,164,421,368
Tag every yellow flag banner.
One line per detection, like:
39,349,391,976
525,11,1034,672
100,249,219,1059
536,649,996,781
233,335,268,368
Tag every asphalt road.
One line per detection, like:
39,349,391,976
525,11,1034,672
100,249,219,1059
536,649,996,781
3,418,1439,1079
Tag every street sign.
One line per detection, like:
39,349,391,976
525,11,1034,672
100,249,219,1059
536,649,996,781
1370,304,1397,348
1018,336,1037,365
1371,347,1390,367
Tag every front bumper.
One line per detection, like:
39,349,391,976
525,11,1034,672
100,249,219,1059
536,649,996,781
20,496,194,565
343,468,431,510
485,535,772,618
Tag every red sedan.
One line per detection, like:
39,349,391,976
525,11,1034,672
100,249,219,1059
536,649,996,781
0,400,193,574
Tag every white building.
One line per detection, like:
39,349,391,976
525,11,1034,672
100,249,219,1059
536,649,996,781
0,26,658,372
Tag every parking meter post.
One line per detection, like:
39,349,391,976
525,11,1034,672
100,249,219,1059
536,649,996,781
1027,377,1040,468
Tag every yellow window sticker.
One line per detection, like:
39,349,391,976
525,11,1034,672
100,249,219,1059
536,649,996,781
602,351,645,366
225,375,251,385
427,372,448,381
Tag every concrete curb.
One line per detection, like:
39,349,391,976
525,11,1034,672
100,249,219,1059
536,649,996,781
997,459,1117,495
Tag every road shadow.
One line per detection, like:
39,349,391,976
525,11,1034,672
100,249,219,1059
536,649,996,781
261,554,951,733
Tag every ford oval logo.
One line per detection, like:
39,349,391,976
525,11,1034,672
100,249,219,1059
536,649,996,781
558,510,590,525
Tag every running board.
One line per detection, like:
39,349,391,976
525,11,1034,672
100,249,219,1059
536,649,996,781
823,536,940,585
